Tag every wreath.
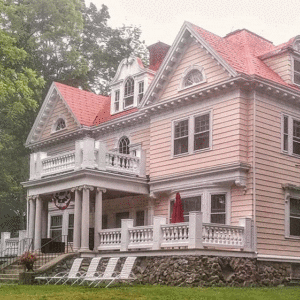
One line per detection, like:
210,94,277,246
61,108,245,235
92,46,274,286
52,191,72,210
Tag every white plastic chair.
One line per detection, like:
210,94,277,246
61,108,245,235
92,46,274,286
82,257,119,287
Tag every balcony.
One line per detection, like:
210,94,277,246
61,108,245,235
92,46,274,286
98,212,254,253
29,137,146,180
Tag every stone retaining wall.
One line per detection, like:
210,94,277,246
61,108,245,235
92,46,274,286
132,256,291,287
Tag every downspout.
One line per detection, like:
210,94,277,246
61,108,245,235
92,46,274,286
253,90,257,253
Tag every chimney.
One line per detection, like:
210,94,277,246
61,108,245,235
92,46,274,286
147,41,170,71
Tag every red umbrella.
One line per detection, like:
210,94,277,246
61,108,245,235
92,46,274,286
171,192,184,223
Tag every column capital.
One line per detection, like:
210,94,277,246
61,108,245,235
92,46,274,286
27,195,39,201
96,187,106,193
72,185,94,191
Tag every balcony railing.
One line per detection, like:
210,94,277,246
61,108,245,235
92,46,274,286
30,138,146,180
42,151,75,176
98,212,254,252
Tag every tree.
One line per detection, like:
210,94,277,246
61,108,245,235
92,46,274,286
1,0,148,95
0,10,45,232
0,0,148,233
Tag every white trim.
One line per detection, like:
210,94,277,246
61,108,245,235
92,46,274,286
178,64,206,91
292,56,300,87
284,188,300,239
257,253,300,263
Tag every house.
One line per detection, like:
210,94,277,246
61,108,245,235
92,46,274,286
23,21,300,271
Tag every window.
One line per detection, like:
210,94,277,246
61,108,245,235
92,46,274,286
180,65,206,90
136,210,145,226
184,69,203,87
116,212,130,228
282,115,300,156
169,190,229,224
138,81,144,103
102,215,108,229
211,194,226,224
173,112,211,157
170,196,201,222
294,59,300,86
50,215,63,240
194,114,210,151
119,136,130,154
55,118,66,131
124,77,134,108
68,214,74,243
174,119,189,155
114,90,120,112
290,198,300,237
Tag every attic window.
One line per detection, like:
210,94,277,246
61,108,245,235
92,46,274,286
180,65,206,90
55,118,66,131
294,59,300,86
124,77,134,108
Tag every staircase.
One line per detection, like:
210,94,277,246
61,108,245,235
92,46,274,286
0,253,61,284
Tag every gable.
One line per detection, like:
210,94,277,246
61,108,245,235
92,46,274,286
158,41,230,102
38,94,79,142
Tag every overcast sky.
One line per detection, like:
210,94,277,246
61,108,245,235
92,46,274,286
86,0,300,47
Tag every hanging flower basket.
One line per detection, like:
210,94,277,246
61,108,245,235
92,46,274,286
19,251,37,272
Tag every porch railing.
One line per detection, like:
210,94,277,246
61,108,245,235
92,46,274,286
30,138,146,179
98,212,254,252
105,152,140,175
41,151,75,176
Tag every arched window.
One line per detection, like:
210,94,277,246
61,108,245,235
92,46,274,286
184,69,203,87
119,136,130,154
180,65,205,90
55,118,66,131
124,77,134,108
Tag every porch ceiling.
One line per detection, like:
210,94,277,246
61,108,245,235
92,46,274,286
22,169,149,196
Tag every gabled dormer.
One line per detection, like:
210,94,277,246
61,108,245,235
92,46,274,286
109,56,154,114
109,42,170,114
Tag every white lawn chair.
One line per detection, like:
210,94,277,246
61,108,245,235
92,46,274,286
35,258,83,285
82,257,119,287
105,256,137,288
71,256,102,285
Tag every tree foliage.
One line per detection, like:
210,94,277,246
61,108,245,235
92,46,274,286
0,0,148,233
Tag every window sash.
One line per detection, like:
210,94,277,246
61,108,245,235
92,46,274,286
211,194,226,224
170,196,201,222
294,60,300,85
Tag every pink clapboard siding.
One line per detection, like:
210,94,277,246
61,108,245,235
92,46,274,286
254,94,300,256
39,96,78,142
149,94,249,179
159,41,230,102
263,53,292,85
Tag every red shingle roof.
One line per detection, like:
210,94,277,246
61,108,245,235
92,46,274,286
54,82,109,127
191,24,300,91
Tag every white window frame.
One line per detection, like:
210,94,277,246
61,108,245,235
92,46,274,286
114,89,120,112
48,209,74,240
172,110,212,158
179,65,206,91
281,114,300,157
51,115,67,134
285,190,300,239
168,188,230,225
293,57,300,86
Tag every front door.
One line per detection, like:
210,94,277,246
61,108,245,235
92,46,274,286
116,212,130,228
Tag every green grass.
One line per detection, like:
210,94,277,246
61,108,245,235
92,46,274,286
1,285,300,300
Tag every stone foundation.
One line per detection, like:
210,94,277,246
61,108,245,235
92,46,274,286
132,256,291,287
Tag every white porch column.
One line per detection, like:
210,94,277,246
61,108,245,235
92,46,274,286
147,198,155,225
94,188,106,251
188,211,203,249
28,197,36,247
34,196,42,250
80,185,93,251
73,188,82,252
41,200,48,239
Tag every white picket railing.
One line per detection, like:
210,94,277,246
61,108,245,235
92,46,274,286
98,229,122,250
105,152,140,175
161,223,189,247
42,151,75,175
128,226,154,249
202,223,244,248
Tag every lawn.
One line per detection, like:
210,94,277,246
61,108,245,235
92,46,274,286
0,285,300,300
